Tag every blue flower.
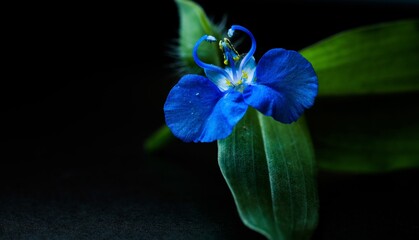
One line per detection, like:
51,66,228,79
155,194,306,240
164,25,318,143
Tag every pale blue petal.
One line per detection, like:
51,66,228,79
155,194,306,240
205,69,231,92
240,56,257,85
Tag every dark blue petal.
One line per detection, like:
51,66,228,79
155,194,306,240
199,90,248,142
164,74,248,142
244,48,318,123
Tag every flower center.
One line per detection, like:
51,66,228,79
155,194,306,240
192,25,257,92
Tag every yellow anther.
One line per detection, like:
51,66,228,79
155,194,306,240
225,79,233,86
241,71,248,79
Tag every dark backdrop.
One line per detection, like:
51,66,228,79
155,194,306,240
2,1,419,239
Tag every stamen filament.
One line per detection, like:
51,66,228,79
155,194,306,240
228,25,257,74
192,35,230,80
220,39,238,83
227,52,238,83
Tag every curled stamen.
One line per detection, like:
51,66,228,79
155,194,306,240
192,35,230,80
228,25,257,73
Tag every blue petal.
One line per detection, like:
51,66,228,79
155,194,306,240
243,48,318,123
164,74,248,142
199,90,248,142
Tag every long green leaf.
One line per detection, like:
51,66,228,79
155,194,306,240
218,108,319,240
300,19,419,96
175,0,224,74
299,18,419,173
307,92,419,173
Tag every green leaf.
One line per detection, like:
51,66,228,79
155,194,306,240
299,19,419,173
144,124,175,153
218,108,319,240
307,92,419,173
300,19,419,96
175,0,225,74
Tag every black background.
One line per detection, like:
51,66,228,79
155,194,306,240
2,0,419,239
